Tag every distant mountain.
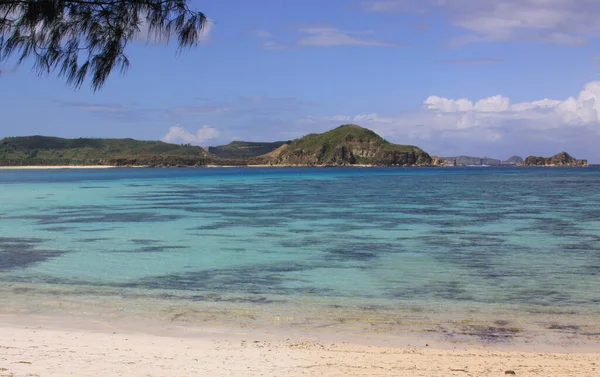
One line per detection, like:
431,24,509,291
0,136,213,166
208,141,286,158
441,155,526,166
442,156,502,166
520,152,588,167
502,156,524,165
254,124,441,166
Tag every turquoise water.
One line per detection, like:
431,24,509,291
1,167,600,341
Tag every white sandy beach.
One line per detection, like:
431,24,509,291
1,314,599,377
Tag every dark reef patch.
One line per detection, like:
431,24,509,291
388,280,474,302
324,248,377,262
420,281,474,301
323,241,404,262
10,212,185,225
546,323,581,331
77,237,112,243
505,288,573,306
0,236,45,244
448,322,522,343
80,228,119,232
42,226,78,232
125,183,154,187
191,217,286,231
0,237,67,271
279,237,330,249
130,239,163,245
119,262,332,296
111,245,188,253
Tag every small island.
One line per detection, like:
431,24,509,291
252,124,443,167
519,152,588,167
0,126,592,168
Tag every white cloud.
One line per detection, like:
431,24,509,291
161,125,220,145
326,115,352,122
262,41,288,50
297,26,406,47
321,81,600,160
474,95,511,112
365,0,600,45
421,82,600,124
251,30,275,38
252,25,405,50
424,96,473,112
510,99,562,112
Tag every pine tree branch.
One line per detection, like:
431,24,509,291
0,0,207,90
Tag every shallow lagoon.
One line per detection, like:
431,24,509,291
1,167,599,346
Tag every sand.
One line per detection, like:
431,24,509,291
1,315,598,377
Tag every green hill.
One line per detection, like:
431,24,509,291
255,124,437,166
0,126,441,167
0,136,213,166
208,141,286,158
520,152,588,167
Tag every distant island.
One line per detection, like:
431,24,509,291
0,135,214,167
0,125,443,168
519,152,588,167
441,155,524,166
252,124,441,167
0,125,590,168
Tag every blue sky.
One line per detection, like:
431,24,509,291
2,0,600,161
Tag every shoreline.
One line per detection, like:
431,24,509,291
1,164,596,169
2,313,599,377
1,282,599,354
0,165,116,169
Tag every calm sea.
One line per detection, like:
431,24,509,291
1,167,599,344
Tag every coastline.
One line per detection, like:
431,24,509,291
1,164,595,169
2,313,599,377
0,165,116,170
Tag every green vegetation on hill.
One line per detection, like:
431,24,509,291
520,152,588,166
208,141,287,158
0,136,212,166
0,125,442,167
256,124,435,166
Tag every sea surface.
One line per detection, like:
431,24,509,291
1,167,599,345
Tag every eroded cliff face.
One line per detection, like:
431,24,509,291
257,126,438,167
430,156,446,166
520,152,588,166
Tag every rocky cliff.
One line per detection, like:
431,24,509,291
254,124,439,167
520,152,588,166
